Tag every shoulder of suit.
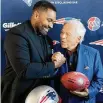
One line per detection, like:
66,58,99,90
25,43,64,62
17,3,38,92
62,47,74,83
80,44,99,55
8,20,27,33
6,20,33,39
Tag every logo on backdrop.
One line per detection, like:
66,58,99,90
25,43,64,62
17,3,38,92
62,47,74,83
53,40,60,45
2,22,21,31
55,17,80,25
99,86,103,93
87,17,101,31
22,0,32,7
89,39,103,46
50,0,78,4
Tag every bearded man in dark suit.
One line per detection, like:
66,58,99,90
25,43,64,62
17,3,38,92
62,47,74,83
1,1,66,103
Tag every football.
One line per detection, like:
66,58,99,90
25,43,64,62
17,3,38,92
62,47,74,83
61,72,90,91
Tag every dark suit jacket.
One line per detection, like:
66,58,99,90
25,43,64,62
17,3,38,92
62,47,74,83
2,20,56,103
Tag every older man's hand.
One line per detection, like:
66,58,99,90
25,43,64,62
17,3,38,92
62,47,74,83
70,88,89,97
52,52,66,68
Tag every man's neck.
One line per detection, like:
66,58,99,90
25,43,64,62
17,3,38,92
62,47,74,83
67,45,78,55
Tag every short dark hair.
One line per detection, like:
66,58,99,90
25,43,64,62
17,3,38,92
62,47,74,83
33,0,56,12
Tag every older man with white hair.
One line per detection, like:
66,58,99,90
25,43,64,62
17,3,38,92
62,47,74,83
52,19,103,103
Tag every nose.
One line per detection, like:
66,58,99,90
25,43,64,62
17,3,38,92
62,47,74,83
49,22,53,29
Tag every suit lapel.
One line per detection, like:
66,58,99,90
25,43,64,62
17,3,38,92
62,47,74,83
76,44,89,74
25,20,44,61
45,36,53,55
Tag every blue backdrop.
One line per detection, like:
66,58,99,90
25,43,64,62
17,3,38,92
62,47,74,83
1,0,103,102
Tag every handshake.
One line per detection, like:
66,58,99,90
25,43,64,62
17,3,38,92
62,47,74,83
51,52,66,68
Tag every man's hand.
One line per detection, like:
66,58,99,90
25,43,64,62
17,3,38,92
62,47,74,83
52,52,66,68
70,88,89,97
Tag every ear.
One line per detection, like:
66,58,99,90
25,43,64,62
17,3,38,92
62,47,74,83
32,10,39,19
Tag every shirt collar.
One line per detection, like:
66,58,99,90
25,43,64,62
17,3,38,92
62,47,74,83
67,44,80,56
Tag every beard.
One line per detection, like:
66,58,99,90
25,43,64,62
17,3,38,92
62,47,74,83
35,25,49,35
39,28,48,35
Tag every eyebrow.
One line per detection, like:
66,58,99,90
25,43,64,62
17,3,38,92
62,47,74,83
61,30,72,35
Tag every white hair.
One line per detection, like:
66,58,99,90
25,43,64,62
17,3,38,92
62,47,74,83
64,19,86,43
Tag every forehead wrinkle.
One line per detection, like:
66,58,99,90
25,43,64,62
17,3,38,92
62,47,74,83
63,23,77,35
